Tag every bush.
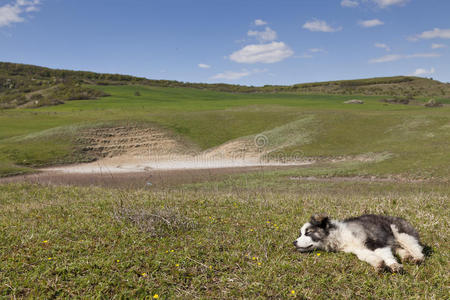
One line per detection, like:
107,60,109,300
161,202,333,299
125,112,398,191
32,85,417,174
113,206,196,237
30,93,43,100
424,99,443,107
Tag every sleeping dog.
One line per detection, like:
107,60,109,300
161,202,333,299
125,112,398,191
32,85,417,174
293,214,425,272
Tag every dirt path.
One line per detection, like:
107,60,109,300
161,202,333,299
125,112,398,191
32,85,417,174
42,154,311,174
1,165,303,188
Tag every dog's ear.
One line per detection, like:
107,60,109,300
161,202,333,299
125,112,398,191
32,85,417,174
310,214,329,228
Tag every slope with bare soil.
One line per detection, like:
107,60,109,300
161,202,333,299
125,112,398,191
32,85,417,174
78,126,191,158
43,121,316,174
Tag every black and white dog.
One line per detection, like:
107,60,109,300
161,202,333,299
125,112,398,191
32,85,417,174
293,214,425,272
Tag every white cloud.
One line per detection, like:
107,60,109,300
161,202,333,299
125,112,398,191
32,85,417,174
431,43,446,49
410,67,435,76
0,0,40,27
212,70,251,80
374,43,391,51
412,28,450,40
248,26,277,42
309,48,326,53
369,53,441,63
407,53,441,59
254,19,267,26
229,41,294,64
359,19,384,28
296,48,326,59
369,54,403,63
211,68,267,81
0,4,22,27
341,0,359,7
373,0,409,8
198,63,211,69
302,19,342,33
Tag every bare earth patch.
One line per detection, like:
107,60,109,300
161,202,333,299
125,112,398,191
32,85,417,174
43,126,312,174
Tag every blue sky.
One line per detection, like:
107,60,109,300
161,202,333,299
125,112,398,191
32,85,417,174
1,0,449,85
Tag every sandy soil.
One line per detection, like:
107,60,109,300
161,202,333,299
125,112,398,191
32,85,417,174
42,154,311,174
1,165,303,188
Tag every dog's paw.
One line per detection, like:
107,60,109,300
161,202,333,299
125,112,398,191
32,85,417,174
375,262,385,273
411,257,424,265
401,254,414,263
388,263,404,273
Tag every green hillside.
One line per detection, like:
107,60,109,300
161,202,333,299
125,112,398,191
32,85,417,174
1,62,449,109
1,81,449,179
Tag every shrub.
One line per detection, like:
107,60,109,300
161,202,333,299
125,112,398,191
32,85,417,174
113,206,196,237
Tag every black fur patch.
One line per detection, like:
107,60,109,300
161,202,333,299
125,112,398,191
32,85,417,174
365,237,388,251
344,214,419,250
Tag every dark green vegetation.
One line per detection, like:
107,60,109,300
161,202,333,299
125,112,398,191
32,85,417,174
1,62,449,109
0,180,448,298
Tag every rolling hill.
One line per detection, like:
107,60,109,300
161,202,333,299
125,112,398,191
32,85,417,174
1,62,449,109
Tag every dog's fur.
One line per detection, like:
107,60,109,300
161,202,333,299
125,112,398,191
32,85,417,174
293,214,424,272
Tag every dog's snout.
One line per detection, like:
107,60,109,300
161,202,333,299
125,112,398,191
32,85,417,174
293,241,297,246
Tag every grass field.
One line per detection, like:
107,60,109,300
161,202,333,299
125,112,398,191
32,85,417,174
1,79,449,298
0,178,448,298
1,84,449,178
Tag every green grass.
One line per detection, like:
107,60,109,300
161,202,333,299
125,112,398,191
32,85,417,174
0,84,449,178
1,79,449,298
0,179,448,298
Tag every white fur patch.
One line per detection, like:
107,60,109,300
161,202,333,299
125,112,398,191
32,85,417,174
295,222,316,248
390,224,424,261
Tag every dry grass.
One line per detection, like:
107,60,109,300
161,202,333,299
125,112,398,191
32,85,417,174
113,206,196,237
0,178,448,299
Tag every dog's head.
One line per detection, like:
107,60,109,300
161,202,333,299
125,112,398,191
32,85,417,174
293,214,332,252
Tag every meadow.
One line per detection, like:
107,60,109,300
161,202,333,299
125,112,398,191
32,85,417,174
0,178,448,298
0,82,449,298
1,84,449,178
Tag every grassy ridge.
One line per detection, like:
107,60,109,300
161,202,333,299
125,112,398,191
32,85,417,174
1,62,449,109
0,180,448,298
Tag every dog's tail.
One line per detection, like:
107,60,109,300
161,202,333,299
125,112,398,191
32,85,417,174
391,224,424,261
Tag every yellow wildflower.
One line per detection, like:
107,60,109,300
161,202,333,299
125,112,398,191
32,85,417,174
175,264,179,267
153,294,159,299
291,290,296,295
43,240,48,243
141,273,148,277
317,253,321,256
